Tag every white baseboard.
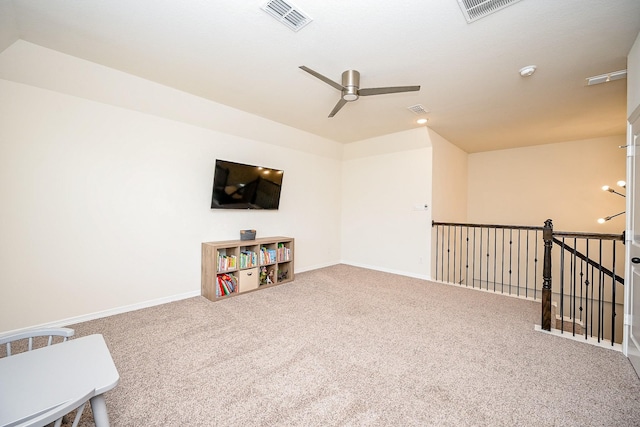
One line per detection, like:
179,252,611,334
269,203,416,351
534,324,623,352
429,278,540,302
1,290,201,336
340,261,430,281
2,263,423,336
295,261,339,274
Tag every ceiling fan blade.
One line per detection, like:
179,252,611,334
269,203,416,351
299,66,344,91
328,98,348,118
358,85,421,96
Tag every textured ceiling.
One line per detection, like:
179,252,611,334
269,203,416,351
1,0,639,153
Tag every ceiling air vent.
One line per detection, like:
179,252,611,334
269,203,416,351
457,0,523,23
408,104,429,115
261,0,313,32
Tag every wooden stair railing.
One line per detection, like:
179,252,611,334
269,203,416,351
433,219,625,345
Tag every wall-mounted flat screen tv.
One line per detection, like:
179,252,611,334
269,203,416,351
211,160,284,210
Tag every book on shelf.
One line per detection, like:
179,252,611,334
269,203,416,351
277,243,291,262
239,251,257,269
217,252,237,271
259,247,277,264
216,273,237,297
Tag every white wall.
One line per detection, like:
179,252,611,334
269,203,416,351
628,31,640,116
0,42,343,333
430,128,468,222
467,136,627,233
0,41,342,160
341,128,433,279
0,2,18,52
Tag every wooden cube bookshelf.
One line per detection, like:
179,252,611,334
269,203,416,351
201,236,294,301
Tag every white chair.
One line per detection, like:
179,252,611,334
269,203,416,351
0,328,75,357
11,388,95,427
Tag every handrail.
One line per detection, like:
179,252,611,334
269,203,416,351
552,237,624,285
432,219,625,344
553,230,624,241
431,221,543,298
432,220,543,231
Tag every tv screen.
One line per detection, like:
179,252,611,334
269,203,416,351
211,160,284,210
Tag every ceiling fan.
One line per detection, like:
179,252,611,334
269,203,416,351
299,66,421,118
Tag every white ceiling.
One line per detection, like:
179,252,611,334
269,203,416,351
1,0,639,153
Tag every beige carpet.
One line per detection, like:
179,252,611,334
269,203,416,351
69,264,640,426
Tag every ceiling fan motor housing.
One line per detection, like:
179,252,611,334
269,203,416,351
298,65,420,117
342,70,360,101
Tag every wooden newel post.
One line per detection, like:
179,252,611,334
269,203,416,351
542,219,553,331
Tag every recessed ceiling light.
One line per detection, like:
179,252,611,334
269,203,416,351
519,65,537,77
417,118,428,125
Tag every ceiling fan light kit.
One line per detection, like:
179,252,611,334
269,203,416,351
299,66,421,118
342,70,360,101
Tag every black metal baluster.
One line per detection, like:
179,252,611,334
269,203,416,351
580,239,593,326
517,229,522,297
447,225,452,283
473,227,477,288
559,238,566,333
459,226,463,284
569,238,582,336
589,274,604,338
465,226,470,287
584,265,602,339
501,229,505,294
479,227,484,289
435,225,440,281
533,230,540,299
524,230,530,298
452,226,457,284
598,240,603,342
567,240,571,330
486,227,490,290
589,240,604,337
589,254,602,338
560,237,574,334
493,228,498,292
542,219,553,331
509,229,513,294
612,241,617,345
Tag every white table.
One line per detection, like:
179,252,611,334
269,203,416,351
0,334,119,427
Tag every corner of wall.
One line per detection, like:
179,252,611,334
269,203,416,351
340,127,433,278
0,4,18,53
628,30,640,116
429,129,468,223
342,127,431,161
